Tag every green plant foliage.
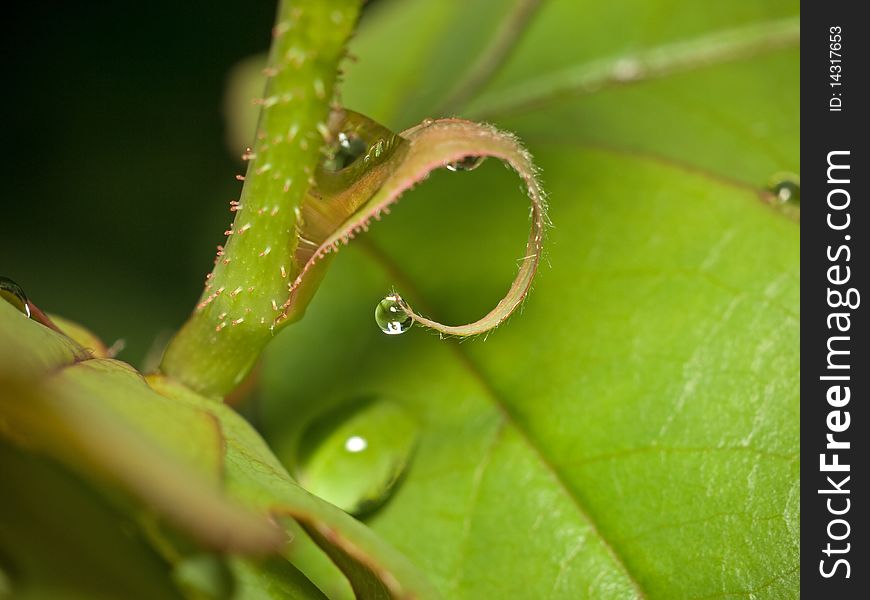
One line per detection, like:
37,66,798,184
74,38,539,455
0,443,182,600
2,0,799,598
258,0,800,597
0,299,437,598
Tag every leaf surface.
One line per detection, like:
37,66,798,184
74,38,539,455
0,301,438,599
260,0,800,597
0,443,182,600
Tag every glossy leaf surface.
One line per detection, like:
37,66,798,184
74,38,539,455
0,300,438,599
260,0,800,597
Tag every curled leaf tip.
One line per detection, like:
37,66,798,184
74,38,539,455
279,111,548,338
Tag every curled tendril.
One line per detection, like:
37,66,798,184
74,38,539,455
279,110,547,337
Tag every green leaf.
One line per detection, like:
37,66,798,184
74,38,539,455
151,375,440,600
0,443,182,600
0,301,438,599
260,0,799,597
0,294,87,375
230,556,331,600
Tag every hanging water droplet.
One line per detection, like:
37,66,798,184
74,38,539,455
295,398,419,516
445,155,485,172
0,276,31,318
768,173,800,204
375,294,412,335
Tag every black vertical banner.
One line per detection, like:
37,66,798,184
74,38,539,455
802,2,868,596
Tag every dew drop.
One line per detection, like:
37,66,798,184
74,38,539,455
445,154,485,172
374,294,412,335
307,110,407,204
295,398,419,516
0,276,31,318
323,131,368,171
768,173,800,204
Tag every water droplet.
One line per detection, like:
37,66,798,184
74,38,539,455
375,294,412,335
323,131,368,171
319,111,405,180
445,155,485,172
768,173,800,204
0,276,31,317
296,111,408,268
295,398,419,516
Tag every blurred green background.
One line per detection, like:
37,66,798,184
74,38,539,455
2,1,282,364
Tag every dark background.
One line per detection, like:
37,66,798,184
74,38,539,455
2,1,279,363
802,2,867,595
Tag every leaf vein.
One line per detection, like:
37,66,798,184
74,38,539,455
469,16,800,119
446,419,505,594
359,240,647,598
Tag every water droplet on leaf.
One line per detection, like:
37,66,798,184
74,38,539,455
296,398,418,516
375,294,412,335
317,111,405,183
0,276,31,318
768,173,800,204
323,131,368,171
445,155,485,172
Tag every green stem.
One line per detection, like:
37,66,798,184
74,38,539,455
161,0,361,398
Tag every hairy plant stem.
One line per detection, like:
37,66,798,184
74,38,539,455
161,0,361,398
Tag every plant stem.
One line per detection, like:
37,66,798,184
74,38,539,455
161,0,361,398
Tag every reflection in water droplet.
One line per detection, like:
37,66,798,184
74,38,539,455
323,131,369,172
768,173,800,204
0,276,31,318
296,398,418,516
317,111,405,186
445,155,485,172
375,294,412,335
344,435,367,453
293,110,409,278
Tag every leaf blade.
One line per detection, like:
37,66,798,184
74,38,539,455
262,5,800,588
